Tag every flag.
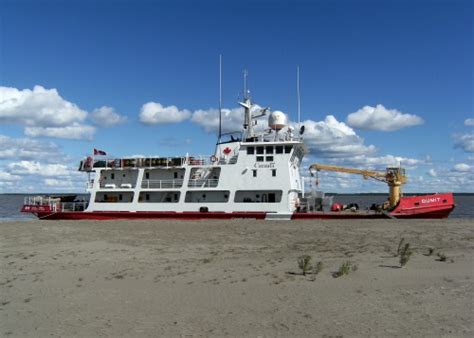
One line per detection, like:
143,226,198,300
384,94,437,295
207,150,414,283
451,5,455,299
94,148,107,156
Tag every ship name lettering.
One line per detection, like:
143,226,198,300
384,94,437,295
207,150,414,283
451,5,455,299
421,197,440,204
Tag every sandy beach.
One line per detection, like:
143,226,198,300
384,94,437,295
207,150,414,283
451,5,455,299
1,219,473,337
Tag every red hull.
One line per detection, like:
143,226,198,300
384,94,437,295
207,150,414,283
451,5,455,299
22,193,455,220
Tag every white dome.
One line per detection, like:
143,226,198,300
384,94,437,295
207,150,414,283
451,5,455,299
268,111,288,130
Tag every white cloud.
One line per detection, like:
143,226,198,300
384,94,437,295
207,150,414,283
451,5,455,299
346,104,424,131
0,85,98,140
333,154,420,169
90,106,126,127
0,135,62,161
453,163,471,172
427,169,437,177
191,107,243,133
44,178,74,188
0,171,21,181
0,85,87,127
7,161,72,177
454,133,474,153
465,118,474,126
299,116,376,157
191,105,267,134
139,102,191,124
24,123,96,140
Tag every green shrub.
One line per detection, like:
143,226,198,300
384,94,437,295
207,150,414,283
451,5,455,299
334,261,357,278
297,255,312,276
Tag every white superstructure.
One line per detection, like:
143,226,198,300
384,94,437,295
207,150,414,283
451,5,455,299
79,92,306,218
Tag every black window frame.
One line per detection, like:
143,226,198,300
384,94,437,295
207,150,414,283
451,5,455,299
247,146,255,155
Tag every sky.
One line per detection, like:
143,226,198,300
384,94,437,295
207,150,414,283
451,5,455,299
0,0,472,193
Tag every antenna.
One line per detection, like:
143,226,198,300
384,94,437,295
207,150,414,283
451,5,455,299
297,66,301,128
243,69,248,99
218,54,222,143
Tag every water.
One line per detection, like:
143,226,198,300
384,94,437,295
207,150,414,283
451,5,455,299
0,193,473,221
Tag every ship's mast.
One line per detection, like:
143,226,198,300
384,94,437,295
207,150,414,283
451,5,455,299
241,69,254,139
217,54,223,144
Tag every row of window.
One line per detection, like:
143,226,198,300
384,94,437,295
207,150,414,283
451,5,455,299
247,145,292,155
95,190,282,203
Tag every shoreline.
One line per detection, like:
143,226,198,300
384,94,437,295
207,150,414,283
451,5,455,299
1,219,473,336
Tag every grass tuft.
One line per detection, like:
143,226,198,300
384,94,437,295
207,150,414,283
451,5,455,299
297,255,312,276
333,261,357,278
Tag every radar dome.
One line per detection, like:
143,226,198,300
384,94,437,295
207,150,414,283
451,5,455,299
268,111,288,131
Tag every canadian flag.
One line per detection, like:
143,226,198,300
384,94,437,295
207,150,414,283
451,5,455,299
93,148,107,156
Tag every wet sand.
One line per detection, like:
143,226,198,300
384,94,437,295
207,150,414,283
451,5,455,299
1,219,473,336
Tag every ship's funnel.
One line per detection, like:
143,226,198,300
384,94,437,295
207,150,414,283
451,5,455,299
268,111,288,131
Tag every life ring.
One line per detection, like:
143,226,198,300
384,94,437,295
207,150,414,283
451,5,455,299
210,155,218,163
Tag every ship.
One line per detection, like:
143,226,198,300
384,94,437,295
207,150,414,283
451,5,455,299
21,77,455,220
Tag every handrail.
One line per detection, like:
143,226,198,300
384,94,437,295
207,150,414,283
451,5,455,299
79,154,239,171
141,179,184,189
23,196,88,212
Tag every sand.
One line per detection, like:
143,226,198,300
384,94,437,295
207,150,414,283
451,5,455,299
1,218,473,337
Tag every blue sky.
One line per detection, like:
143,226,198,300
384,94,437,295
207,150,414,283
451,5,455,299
0,0,472,193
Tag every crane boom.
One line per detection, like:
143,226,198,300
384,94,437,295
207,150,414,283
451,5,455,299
309,163,407,208
309,164,387,181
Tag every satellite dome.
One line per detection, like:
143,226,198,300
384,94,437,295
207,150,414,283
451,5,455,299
268,111,288,131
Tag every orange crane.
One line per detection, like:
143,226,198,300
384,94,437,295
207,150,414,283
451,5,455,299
309,164,408,208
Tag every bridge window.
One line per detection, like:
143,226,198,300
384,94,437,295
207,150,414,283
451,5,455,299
285,145,292,154
247,147,255,155
256,156,264,162
275,146,283,154
256,146,264,154
266,146,274,154
266,156,274,162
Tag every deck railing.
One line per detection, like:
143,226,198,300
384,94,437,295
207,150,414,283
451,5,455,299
79,154,239,172
141,179,184,189
23,196,88,213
